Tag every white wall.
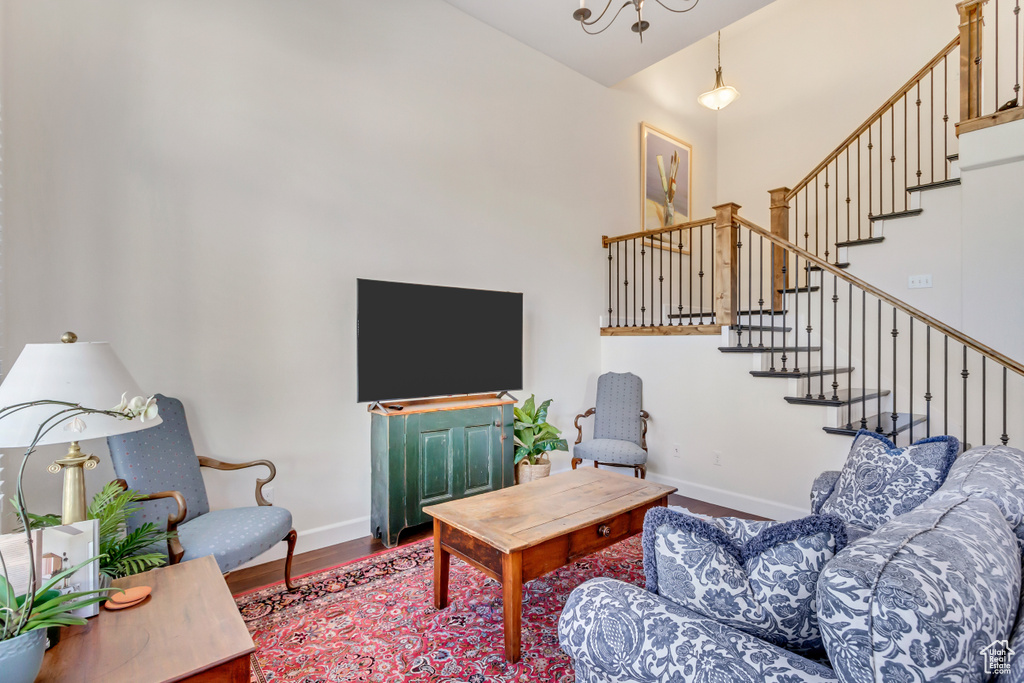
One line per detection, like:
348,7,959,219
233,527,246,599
0,0,718,544
959,119,1024,362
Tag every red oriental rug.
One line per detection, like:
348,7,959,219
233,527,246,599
234,535,644,682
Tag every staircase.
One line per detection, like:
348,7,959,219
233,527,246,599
599,1,1024,453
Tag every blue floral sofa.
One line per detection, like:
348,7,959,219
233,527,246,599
558,444,1024,682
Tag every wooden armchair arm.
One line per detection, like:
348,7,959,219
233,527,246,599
640,410,651,451
574,408,596,445
113,479,186,565
197,456,277,506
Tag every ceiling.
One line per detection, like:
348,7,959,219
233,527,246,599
442,0,777,87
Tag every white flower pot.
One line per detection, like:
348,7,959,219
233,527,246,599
516,459,551,484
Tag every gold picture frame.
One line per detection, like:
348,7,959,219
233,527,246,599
640,122,693,254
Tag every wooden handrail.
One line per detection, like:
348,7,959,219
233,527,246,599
787,35,961,201
734,215,1024,377
602,217,716,247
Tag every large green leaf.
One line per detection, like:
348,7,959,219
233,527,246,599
535,399,553,424
521,395,536,418
513,446,531,465
535,438,569,453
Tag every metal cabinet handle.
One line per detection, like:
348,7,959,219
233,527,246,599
597,525,611,537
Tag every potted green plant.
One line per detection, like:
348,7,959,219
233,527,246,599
0,396,159,683
19,480,177,582
513,395,568,484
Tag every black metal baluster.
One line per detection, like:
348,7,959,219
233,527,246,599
629,238,634,326
736,229,744,347
710,224,715,323
677,229,683,326
877,299,883,432
818,254,825,399
926,326,932,437
815,176,820,262
831,274,839,400
794,255,801,372
962,345,969,447
846,148,852,247
769,243,777,372
982,356,987,445
640,239,646,327
667,232,673,326
931,69,935,183
916,83,923,187
607,244,613,328
944,336,950,435
688,231,693,325
997,0,1001,113
891,107,896,215
846,281,854,429
699,227,705,325
857,136,863,241
891,308,899,440
659,235,664,327
868,126,874,219
805,188,810,252
747,227,753,347
861,290,868,428
759,236,765,348
616,241,621,327
944,55,950,181
650,233,655,326
909,318,915,443
781,251,789,371
1016,0,1022,112
904,95,909,210
1002,366,1010,445
825,166,830,263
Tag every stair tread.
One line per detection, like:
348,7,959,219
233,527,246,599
776,286,820,293
823,412,927,436
733,324,793,332
808,263,850,271
869,208,923,222
666,312,716,320
836,236,885,248
751,366,854,379
947,153,959,161
735,308,788,316
785,388,891,407
720,345,821,353
907,178,961,193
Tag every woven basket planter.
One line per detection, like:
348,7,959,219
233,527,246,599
516,459,551,484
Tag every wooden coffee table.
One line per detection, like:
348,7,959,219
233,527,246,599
423,468,675,663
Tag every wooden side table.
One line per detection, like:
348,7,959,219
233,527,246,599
37,555,255,683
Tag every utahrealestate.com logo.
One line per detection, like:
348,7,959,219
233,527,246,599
982,639,1015,675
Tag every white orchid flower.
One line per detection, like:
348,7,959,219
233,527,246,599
64,417,87,433
140,396,159,422
112,392,130,416
127,395,147,417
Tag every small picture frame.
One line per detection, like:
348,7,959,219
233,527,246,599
39,519,101,618
641,122,693,253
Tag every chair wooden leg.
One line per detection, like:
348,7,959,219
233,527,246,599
283,529,298,591
638,465,647,479
593,461,599,469
571,458,582,470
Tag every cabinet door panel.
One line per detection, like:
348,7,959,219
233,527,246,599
464,424,494,494
419,429,454,503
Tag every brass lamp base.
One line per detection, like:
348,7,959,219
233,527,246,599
47,441,100,524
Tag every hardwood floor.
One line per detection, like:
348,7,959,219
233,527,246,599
225,493,769,595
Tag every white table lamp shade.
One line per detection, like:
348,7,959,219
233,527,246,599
0,342,161,448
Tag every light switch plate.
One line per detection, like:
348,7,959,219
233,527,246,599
908,274,933,289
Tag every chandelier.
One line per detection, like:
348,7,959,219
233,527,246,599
572,0,701,43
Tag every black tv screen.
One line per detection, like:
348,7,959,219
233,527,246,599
357,279,523,403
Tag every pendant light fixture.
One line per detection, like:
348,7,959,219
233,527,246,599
698,32,740,111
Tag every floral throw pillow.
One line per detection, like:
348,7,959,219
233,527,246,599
642,507,847,653
819,429,959,532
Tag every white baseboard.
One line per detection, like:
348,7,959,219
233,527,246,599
645,472,806,521
233,515,372,572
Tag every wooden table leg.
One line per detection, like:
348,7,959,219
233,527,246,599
433,519,450,610
501,551,523,663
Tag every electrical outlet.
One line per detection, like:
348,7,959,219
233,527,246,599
713,451,723,467
263,485,275,503
908,274,933,289
673,443,681,459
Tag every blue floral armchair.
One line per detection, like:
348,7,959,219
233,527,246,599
559,445,1024,683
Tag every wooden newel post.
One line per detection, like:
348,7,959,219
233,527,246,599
769,188,791,311
713,203,741,327
958,0,986,125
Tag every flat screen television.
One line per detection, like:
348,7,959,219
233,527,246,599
357,279,523,403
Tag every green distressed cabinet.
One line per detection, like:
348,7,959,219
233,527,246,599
370,396,515,547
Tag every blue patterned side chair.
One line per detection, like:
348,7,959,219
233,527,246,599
107,394,298,590
572,372,651,479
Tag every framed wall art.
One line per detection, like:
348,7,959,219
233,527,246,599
640,122,692,253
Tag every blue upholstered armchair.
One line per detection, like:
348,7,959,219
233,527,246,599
107,394,298,590
572,372,650,478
